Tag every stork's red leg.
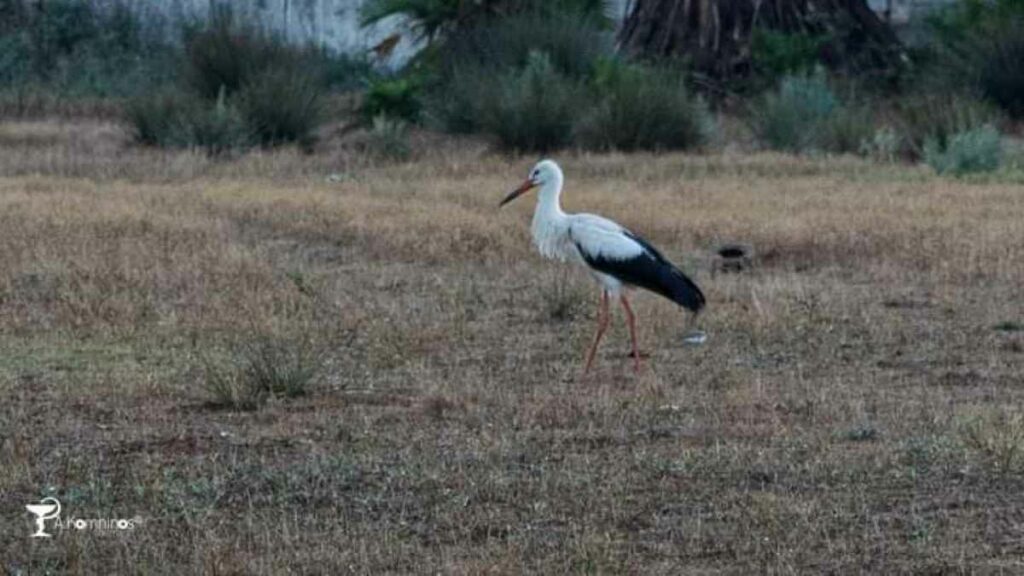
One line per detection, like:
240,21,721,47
583,291,610,375
620,295,641,373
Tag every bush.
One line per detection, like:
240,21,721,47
0,32,36,85
125,89,199,147
439,10,612,80
818,104,875,155
750,70,837,152
425,5,613,136
927,2,1024,119
202,335,323,411
893,92,999,158
924,124,1002,176
182,9,298,100
127,88,251,155
319,51,374,91
186,91,252,155
361,76,422,122
482,51,583,152
969,21,1024,119
576,61,712,151
750,30,825,79
860,126,900,162
238,66,325,147
364,115,412,161
132,9,329,151
427,66,497,133
0,0,173,98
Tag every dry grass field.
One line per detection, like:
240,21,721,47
2,119,1023,574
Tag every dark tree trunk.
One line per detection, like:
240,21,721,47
618,0,904,83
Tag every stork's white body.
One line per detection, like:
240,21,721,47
529,167,640,295
503,160,705,374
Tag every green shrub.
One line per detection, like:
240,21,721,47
361,76,422,122
818,104,875,155
124,8,330,152
483,51,583,152
184,11,367,99
860,126,900,162
924,124,1002,176
420,5,614,143
439,10,612,80
927,0,1024,44
751,30,825,78
0,0,173,98
238,66,325,148
970,21,1024,118
365,115,412,161
125,89,200,147
576,61,712,151
427,65,497,133
893,92,999,158
927,2,1024,119
427,8,609,134
318,51,374,91
185,90,252,155
750,70,837,152
127,88,252,155
0,32,34,85
202,334,323,411
182,9,297,101
958,408,1024,475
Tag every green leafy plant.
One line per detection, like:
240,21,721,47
0,0,173,98
202,334,324,411
959,408,1024,475
427,65,497,133
125,88,201,147
182,8,296,100
427,9,610,135
927,1,1024,118
924,124,1002,176
749,70,837,152
860,126,900,162
483,51,583,152
751,29,826,78
966,20,1024,118
361,76,423,122
238,65,325,148
186,88,252,155
438,10,611,80
366,115,412,161
894,92,999,159
818,104,875,155
576,61,713,151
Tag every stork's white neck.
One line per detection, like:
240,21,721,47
530,171,570,260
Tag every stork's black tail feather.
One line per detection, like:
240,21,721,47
578,231,706,314
661,263,705,313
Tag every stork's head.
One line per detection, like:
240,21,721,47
500,159,562,207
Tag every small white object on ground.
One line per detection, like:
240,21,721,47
683,330,707,346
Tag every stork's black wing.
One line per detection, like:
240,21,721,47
573,230,705,314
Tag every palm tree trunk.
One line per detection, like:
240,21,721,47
618,0,903,82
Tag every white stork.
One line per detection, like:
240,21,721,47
501,159,705,374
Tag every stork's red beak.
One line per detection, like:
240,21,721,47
500,179,538,207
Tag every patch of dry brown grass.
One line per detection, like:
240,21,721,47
2,119,1023,573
